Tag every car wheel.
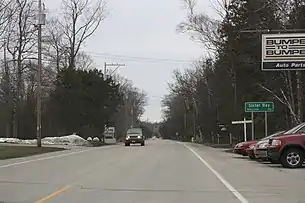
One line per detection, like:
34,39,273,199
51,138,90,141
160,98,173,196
280,148,304,168
125,143,130,146
141,142,145,146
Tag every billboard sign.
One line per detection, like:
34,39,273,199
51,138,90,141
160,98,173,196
262,33,305,71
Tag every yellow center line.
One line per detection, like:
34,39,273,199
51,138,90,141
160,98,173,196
35,185,72,203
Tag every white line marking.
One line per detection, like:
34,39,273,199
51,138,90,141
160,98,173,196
0,145,116,169
184,144,249,203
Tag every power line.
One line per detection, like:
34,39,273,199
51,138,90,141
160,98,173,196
22,50,194,65
86,51,194,64
2,51,194,65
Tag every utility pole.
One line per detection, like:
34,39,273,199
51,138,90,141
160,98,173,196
130,105,133,128
124,95,129,132
103,62,126,79
4,41,10,138
131,96,135,127
36,0,45,147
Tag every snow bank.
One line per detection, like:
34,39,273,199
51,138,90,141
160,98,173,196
42,134,89,146
0,134,90,146
0,138,21,144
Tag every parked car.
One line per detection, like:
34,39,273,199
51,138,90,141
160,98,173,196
254,131,285,160
267,123,305,168
245,144,256,159
234,140,258,156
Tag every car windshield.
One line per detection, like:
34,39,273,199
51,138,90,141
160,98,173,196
261,131,285,140
283,123,305,135
127,129,142,134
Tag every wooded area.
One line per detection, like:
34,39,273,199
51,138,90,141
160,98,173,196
0,0,148,140
160,0,305,143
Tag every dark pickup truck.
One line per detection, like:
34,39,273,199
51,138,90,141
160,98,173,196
125,128,145,146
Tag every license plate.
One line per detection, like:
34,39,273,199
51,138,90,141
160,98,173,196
132,141,136,143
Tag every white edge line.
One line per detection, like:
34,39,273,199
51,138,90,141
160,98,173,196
183,143,249,203
0,145,116,169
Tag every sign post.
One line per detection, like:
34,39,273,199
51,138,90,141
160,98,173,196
265,112,268,137
251,112,254,140
232,118,252,142
262,33,305,71
245,102,274,139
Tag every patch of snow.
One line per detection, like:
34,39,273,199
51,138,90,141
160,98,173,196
0,134,90,146
92,137,100,142
42,134,89,146
0,138,21,144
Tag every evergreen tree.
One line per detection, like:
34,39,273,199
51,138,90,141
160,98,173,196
47,68,122,138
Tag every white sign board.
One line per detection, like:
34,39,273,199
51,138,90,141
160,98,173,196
262,33,305,70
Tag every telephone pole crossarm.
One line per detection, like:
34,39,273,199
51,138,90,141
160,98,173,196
104,62,126,78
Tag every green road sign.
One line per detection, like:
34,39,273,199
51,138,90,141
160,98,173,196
245,102,274,113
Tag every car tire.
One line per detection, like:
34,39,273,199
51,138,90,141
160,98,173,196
141,142,145,146
125,143,130,146
280,148,304,168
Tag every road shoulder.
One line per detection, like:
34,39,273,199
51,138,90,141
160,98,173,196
185,142,305,203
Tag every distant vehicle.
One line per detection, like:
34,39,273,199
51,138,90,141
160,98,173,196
104,127,116,145
125,128,145,146
267,123,305,168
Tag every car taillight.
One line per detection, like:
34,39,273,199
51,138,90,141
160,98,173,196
271,140,281,146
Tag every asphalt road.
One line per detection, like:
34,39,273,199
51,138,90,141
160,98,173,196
0,139,305,203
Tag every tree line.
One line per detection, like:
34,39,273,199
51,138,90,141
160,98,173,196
0,0,148,140
160,0,305,143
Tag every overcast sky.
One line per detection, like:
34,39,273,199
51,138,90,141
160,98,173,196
45,0,217,122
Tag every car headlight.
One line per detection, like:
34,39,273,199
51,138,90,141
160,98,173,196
126,136,130,140
271,140,281,146
249,144,255,149
235,143,243,148
260,143,269,148
137,135,141,139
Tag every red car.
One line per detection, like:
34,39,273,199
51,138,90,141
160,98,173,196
234,140,257,156
267,123,305,168
246,131,286,160
246,143,256,159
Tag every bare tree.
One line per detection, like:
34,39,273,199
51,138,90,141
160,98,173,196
259,84,300,124
75,51,95,70
44,18,68,72
111,76,148,138
0,0,14,45
6,0,36,138
177,0,221,52
59,0,107,69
